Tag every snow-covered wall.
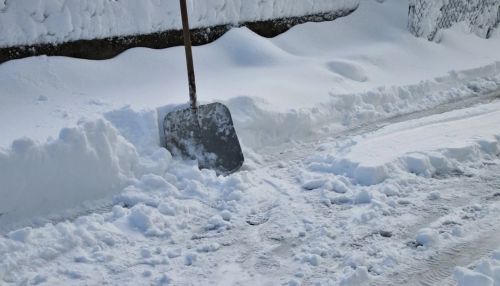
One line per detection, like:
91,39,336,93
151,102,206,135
0,0,359,48
409,0,500,40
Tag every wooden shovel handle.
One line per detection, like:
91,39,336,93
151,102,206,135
180,0,197,111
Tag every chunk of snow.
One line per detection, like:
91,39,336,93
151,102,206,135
382,185,400,197
302,179,327,190
330,178,350,194
127,204,171,237
196,243,221,253
205,215,230,231
354,190,372,204
402,153,434,177
302,254,321,266
416,228,439,247
184,253,197,266
427,191,441,200
220,210,232,222
353,165,389,186
340,266,370,286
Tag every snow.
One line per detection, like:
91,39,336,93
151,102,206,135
416,228,440,248
0,119,139,225
312,101,500,185
2,0,500,150
453,248,500,286
0,0,359,47
2,0,500,285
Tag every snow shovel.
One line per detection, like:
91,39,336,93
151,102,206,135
163,0,244,175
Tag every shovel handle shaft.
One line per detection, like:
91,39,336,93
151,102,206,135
180,0,197,111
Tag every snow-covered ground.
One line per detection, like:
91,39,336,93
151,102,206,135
2,0,500,285
0,0,359,47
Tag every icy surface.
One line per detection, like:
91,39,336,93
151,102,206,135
0,0,359,47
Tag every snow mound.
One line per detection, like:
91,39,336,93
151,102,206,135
0,119,139,225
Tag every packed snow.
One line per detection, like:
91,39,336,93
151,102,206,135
2,0,500,285
0,0,359,47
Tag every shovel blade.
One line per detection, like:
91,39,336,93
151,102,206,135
163,103,244,175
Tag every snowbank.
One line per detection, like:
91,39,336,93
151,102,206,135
306,100,500,185
0,120,139,225
0,0,359,47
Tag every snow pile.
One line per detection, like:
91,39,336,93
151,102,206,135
0,0,359,47
454,251,500,286
0,148,252,284
409,0,500,40
0,120,139,225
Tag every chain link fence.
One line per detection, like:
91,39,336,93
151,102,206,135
409,0,500,40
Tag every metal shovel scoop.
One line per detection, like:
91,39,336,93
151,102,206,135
163,0,244,175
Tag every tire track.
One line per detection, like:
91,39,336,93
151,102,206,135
372,164,500,286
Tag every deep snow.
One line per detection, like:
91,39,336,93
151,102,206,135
2,0,500,222
1,0,500,285
3,91,500,285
